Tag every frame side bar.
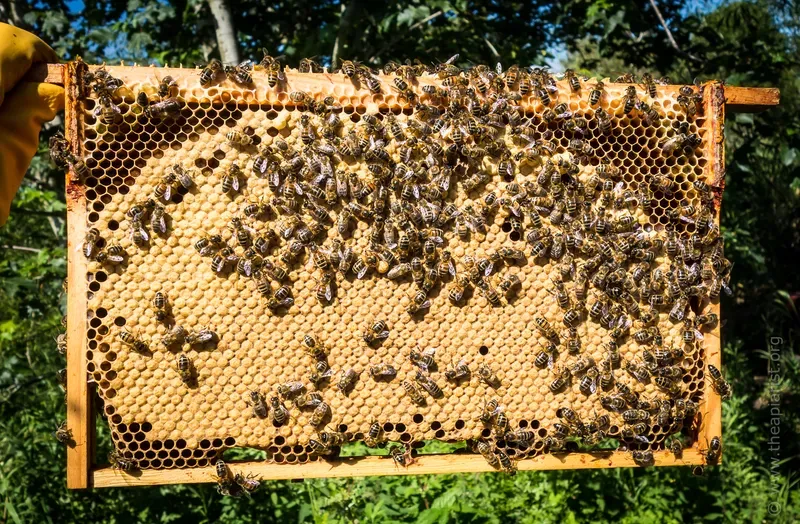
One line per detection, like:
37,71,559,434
65,61,92,490
698,82,725,460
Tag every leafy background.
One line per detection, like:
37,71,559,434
0,0,798,522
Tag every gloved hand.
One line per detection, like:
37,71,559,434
0,22,64,225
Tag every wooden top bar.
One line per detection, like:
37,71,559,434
28,63,779,112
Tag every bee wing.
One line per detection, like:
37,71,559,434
231,175,241,192
447,259,456,277
617,316,632,331
163,183,172,201
151,214,167,234
589,378,597,394
323,283,333,302
422,347,436,358
483,262,494,277
355,264,368,279
137,223,150,242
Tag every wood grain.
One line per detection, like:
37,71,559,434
92,449,706,488
65,61,93,490
724,86,780,112
698,82,725,461
35,63,779,113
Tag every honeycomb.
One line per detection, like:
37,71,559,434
67,62,723,474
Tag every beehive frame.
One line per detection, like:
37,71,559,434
37,61,778,489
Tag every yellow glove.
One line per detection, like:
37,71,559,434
0,22,64,225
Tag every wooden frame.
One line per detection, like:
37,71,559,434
49,62,777,488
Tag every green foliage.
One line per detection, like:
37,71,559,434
1,0,799,522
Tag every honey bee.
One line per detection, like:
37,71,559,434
119,329,148,354
160,324,186,348
496,449,516,475
309,438,333,456
199,58,224,87
363,320,390,345
53,421,73,445
533,316,557,339
409,346,436,372
474,440,500,468
695,313,718,329
340,59,358,78
402,380,426,406
231,472,260,496
221,163,244,194
308,271,332,303
186,328,217,345
299,57,322,73
194,234,223,256
276,381,305,400
309,361,334,387
309,401,330,427
705,436,722,464
498,274,520,296
588,81,604,106
303,334,328,360
270,396,290,426
108,450,138,472
225,60,254,85
414,371,443,399
563,68,581,91
708,364,732,400
177,354,194,384
367,363,396,381
147,203,167,235
549,366,571,392
211,247,235,273
247,390,268,418
478,280,502,307
388,445,414,468
81,227,101,259
226,130,255,147
336,368,359,394
143,97,180,121
631,449,654,466
477,364,501,389
93,92,121,124
535,82,551,107
621,85,638,114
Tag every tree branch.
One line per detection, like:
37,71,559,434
9,207,65,217
207,0,239,64
332,0,360,67
2,245,43,253
368,10,445,63
0,375,46,404
483,36,500,60
648,0,703,63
